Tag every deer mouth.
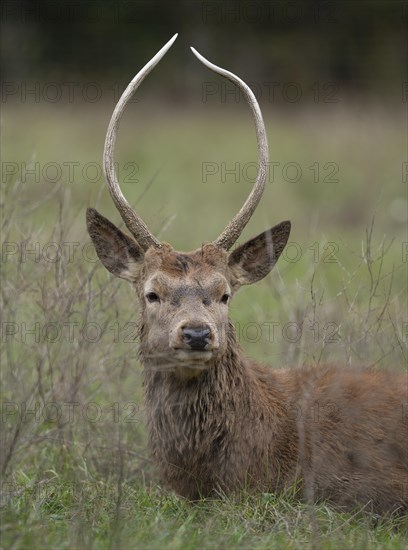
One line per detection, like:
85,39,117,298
173,348,214,363
171,349,215,379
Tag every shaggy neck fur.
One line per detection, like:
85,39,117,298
140,320,298,500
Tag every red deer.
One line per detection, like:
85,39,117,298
86,34,407,514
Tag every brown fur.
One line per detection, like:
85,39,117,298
86,208,408,514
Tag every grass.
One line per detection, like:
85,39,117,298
1,101,407,548
2,480,407,549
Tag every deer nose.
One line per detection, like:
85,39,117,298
182,326,211,351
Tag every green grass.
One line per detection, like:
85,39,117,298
2,478,407,549
1,101,407,548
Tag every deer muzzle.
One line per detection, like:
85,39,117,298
182,326,212,350
169,320,220,363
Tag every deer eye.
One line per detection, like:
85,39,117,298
146,292,160,303
220,294,230,305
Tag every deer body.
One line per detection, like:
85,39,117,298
86,34,408,515
144,344,407,513
136,248,407,514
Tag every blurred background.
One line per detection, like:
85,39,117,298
2,0,407,95
2,0,407,240
1,1,407,530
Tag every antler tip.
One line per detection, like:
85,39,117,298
190,46,203,60
167,33,178,47
190,47,222,75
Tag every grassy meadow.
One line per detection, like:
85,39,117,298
1,96,407,548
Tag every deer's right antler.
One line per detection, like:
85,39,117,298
190,47,269,250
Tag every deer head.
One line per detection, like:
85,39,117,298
87,34,291,377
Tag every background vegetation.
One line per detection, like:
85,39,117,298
1,1,407,548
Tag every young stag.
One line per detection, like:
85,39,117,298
87,35,407,514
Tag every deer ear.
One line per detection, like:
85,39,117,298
86,208,144,282
228,221,291,287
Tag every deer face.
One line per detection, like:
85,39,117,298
87,209,290,376
86,35,291,376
